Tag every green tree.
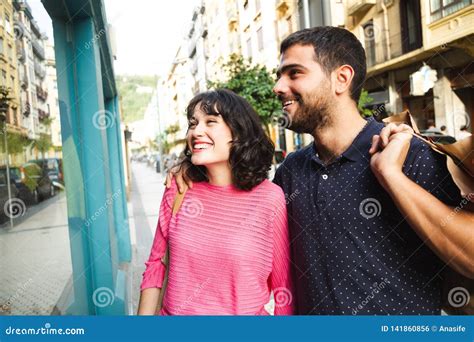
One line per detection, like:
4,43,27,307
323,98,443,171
208,54,280,134
31,133,52,159
358,89,374,117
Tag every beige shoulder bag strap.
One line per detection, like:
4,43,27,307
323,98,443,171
156,185,188,314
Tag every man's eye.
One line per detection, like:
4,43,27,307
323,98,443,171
289,69,300,77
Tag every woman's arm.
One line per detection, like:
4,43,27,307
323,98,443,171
370,125,474,278
138,288,162,315
137,185,176,315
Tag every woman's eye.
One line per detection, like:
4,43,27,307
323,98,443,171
207,120,217,125
188,122,196,128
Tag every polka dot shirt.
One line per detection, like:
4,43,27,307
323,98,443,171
273,118,463,315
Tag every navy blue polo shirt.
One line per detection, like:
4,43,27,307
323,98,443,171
273,117,463,315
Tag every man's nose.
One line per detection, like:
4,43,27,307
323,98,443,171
273,77,288,96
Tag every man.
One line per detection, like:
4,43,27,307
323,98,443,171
170,27,469,315
271,27,466,315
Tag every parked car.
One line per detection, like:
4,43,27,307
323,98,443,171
0,163,55,204
28,158,64,185
420,130,456,145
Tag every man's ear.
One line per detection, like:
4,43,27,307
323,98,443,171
334,64,355,96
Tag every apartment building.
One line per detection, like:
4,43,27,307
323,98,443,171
347,0,473,138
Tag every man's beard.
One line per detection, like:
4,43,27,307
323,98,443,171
286,92,333,134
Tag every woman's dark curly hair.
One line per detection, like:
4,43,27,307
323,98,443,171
179,89,274,191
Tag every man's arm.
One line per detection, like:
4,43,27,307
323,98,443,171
370,124,474,278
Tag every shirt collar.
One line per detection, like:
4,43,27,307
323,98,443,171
310,117,382,165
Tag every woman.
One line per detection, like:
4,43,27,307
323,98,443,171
138,89,294,315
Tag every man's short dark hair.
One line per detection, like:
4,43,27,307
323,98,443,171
280,26,367,103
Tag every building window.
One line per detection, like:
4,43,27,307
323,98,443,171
430,0,473,22
5,14,12,34
0,37,4,55
257,27,263,51
400,0,422,53
246,37,252,58
243,0,249,10
256,0,261,13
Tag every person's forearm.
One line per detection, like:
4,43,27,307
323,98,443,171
137,288,161,315
381,171,474,278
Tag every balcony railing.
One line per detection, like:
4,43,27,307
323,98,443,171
36,86,48,101
38,108,50,121
34,61,46,79
32,39,45,60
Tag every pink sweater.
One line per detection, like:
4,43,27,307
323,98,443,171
140,179,294,315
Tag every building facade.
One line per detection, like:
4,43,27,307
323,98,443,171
347,0,473,138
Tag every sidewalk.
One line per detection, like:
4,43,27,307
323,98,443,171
128,161,166,314
0,193,71,315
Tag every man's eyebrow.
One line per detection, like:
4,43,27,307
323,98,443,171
276,63,308,77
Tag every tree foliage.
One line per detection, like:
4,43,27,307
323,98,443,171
358,89,374,117
208,54,280,131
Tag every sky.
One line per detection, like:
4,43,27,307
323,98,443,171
28,0,200,76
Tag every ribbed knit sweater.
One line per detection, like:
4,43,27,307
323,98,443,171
140,179,294,315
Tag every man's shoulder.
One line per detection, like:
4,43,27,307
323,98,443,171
281,143,313,167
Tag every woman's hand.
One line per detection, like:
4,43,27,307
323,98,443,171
369,123,414,189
